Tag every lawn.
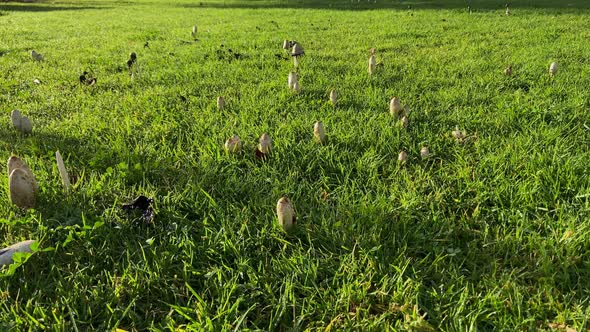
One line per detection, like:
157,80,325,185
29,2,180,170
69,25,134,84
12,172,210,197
1,0,590,330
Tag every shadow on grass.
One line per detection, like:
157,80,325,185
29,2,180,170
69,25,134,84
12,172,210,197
296,198,590,326
0,128,91,160
175,0,590,10
0,3,108,12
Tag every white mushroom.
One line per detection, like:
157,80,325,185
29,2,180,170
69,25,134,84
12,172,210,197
389,97,402,117
420,146,430,159
368,54,376,75
549,61,558,76
400,115,409,128
9,168,37,209
368,48,378,74
398,150,408,164
257,133,272,155
191,25,198,39
276,196,295,231
313,121,326,144
0,240,37,267
224,135,242,153
7,156,38,193
329,90,337,106
11,110,22,130
217,96,225,110
20,117,32,134
56,151,71,192
33,79,41,85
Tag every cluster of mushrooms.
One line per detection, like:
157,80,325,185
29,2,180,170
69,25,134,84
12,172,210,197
2,22,565,266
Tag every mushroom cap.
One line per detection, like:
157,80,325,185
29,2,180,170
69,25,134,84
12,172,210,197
420,147,430,158
9,168,37,209
314,121,326,143
400,116,409,128
389,97,403,116
224,135,242,153
549,61,558,74
291,43,304,56
217,96,225,109
7,156,29,177
329,90,337,105
276,196,295,231
0,240,37,267
7,156,38,193
258,133,272,154
398,150,408,162
20,117,32,134
11,110,22,129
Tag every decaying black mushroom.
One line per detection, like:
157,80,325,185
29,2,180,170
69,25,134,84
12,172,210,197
122,195,155,223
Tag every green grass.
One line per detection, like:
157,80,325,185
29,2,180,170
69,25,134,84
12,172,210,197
1,0,590,330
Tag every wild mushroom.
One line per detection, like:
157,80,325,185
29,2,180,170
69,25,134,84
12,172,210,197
192,25,198,40
313,121,326,144
10,110,32,134
7,156,38,193
256,133,272,159
549,61,558,76
20,117,32,134
291,43,304,57
0,240,37,267
276,196,296,231
217,96,225,110
11,110,22,130
128,52,138,77
291,43,304,67
368,48,377,74
9,168,36,209
420,146,430,159
282,40,294,51
389,97,403,117
224,135,242,153
400,115,409,128
329,90,337,106
398,150,408,164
